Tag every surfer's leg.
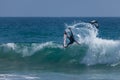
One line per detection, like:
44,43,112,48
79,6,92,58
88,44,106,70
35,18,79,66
65,41,73,48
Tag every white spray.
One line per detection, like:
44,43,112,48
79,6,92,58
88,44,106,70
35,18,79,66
66,22,120,66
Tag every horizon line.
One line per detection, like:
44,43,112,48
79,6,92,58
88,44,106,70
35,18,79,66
0,16,120,18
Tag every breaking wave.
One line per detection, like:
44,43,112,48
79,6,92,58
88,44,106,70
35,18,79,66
0,22,120,67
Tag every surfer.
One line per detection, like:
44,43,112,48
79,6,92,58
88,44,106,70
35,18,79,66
63,27,80,48
89,20,99,29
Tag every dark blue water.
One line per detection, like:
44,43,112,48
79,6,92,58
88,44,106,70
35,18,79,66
0,17,119,43
0,17,120,80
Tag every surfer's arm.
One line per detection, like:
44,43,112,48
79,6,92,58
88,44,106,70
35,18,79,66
75,40,80,45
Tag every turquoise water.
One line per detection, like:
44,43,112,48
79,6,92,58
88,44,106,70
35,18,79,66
0,17,120,80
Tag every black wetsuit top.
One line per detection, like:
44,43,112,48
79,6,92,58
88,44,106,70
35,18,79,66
67,32,75,45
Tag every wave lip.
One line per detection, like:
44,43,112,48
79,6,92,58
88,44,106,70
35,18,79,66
0,42,62,57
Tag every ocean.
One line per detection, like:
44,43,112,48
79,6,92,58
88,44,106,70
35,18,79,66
0,17,120,80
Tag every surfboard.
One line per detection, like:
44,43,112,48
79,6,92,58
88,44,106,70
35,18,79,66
63,33,67,47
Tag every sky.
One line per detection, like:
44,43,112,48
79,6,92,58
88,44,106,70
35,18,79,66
0,0,120,17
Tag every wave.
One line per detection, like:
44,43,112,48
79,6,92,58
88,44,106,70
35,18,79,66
0,22,120,67
0,42,88,69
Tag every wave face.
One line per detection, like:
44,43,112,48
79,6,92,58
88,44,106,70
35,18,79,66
0,22,120,67
0,42,88,70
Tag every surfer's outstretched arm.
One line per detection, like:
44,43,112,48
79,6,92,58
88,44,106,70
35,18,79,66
75,40,80,45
